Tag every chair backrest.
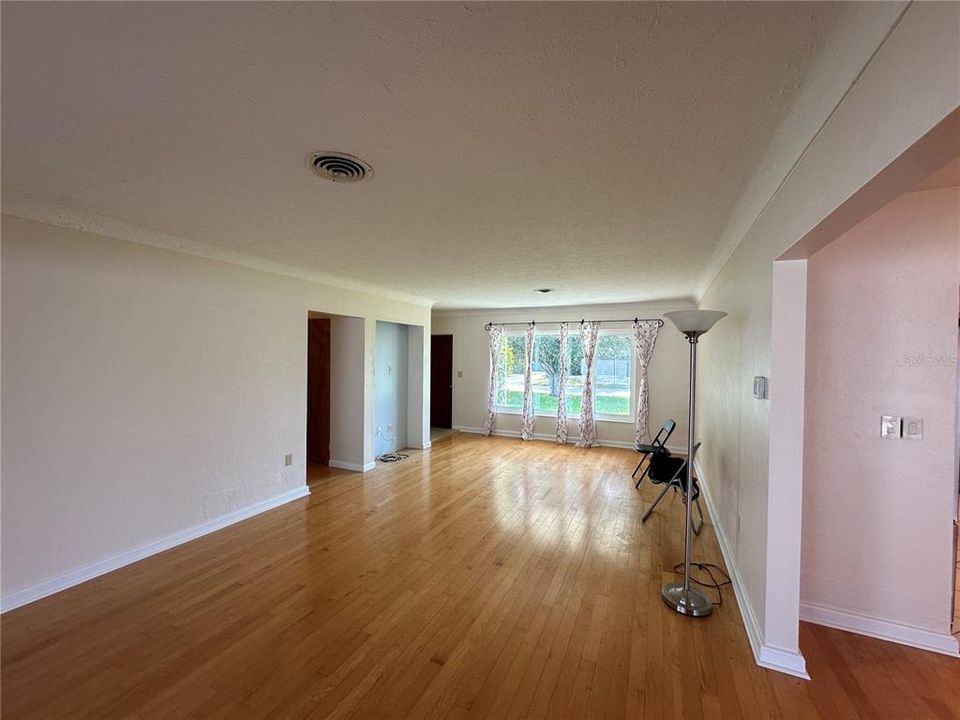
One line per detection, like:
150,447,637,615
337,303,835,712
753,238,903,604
651,419,677,449
648,441,701,483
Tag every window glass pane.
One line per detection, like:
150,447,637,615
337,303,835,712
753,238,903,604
532,335,561,414
594,334,631,415
495,331,631,418
496,335,525,410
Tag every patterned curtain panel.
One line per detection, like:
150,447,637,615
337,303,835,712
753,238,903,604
521,322,536,440
482,324,504,436
576,321,601,447
555,322,568,444
632,319,660,447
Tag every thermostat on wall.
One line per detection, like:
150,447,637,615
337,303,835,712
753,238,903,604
752,376,768,400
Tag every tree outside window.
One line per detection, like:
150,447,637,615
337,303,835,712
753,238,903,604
496,330,630,418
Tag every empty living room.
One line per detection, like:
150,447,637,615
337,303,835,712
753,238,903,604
2,2,959,718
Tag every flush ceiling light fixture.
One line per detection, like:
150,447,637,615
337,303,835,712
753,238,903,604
307,151,373,183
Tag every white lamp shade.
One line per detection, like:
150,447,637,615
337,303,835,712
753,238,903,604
664,310,727,336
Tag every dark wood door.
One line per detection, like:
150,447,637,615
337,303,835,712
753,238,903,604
431,335,453,429
307,318,331,465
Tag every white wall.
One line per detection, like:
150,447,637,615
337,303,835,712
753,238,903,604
406,325,428,450
696,0,959,674
329,315,366,470
432,301,693,450
801,187,959,647
0,215,430,607
374,321,409,456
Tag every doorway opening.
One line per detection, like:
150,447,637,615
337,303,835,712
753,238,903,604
374,321,410,458
430,334,453,439
373,320,428,460
784,137,960,656
306,312,366,480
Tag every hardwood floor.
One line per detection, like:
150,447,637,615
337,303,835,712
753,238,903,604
2,434,958,719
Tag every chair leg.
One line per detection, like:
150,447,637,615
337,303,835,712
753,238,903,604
642,483,672,523
633,463,651,490
631,452,650,480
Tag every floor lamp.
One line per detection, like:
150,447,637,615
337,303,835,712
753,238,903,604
661,309,727,617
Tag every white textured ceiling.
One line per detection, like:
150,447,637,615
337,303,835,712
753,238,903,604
2,2,844,308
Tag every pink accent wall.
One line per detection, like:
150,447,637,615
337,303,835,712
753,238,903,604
802,186,960,634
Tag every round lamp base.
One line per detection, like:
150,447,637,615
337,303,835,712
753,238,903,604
661,583,713,617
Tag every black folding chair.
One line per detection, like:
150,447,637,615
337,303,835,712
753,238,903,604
640,442,704,535
632,419,676,488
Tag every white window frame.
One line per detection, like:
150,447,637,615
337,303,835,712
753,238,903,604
494,327,635,424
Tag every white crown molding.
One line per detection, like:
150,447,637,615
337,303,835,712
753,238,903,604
1,191,435,308
433,299,696,318
695,458,811,680
800,602,960,658
1,484,310,613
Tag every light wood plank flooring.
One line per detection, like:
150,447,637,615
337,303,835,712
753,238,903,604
2,434,958,718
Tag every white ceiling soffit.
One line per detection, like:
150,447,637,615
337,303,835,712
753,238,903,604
2,2,884,309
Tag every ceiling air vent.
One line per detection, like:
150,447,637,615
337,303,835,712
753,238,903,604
307,152,373,183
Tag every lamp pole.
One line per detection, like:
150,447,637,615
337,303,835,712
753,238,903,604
661,310,726,618
683,334,701,596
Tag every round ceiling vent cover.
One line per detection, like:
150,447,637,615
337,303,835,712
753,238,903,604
307,152,373,183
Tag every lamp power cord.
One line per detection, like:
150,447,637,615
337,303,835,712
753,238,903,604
671,561,732,606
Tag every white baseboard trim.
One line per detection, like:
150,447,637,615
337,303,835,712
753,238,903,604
756,644,810,679
695,459,810,680
800,602,960,658
329,459,375,472
452,425,684,455
421,441,432,450
1,484,311,613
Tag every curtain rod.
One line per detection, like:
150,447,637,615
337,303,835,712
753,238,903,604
484,318,663,330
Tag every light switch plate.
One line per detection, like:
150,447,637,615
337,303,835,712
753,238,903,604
880,415,901,438
903,417,923,440
457,370,463,378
